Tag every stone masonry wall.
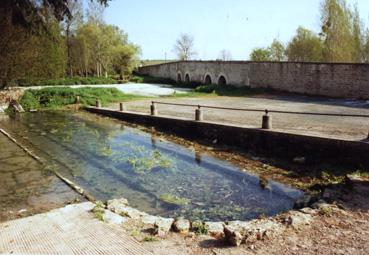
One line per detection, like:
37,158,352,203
137,61,369,99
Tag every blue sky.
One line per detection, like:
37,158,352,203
104,0,369,60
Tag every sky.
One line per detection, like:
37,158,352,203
104,0,369,60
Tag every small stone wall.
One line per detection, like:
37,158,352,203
85,107,369,168
137,61,369,99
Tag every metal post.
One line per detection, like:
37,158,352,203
119,102,126,112
262,110,272,129
96,100,101,108
195,105,203,121
150,102,158,116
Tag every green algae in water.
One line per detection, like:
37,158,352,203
159,194,190,206
0,111,304,222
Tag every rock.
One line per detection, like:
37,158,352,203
102,209,127,225
173,218,190,234
294,194,312,209
224,220,282,246
107,198,129,210
282,211,312,229
293,157,306,164
299,207,317,215
224,224,244,246
107,199,146,220
204,222,224,239
311,199,330,210
142,215,160,225
154,217,174,237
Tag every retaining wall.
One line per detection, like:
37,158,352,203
85,107,369,168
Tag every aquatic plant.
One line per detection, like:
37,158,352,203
126,149,174,174
159,194,190,206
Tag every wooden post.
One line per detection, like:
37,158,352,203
262,110,272,129
195,106,203,121
150,102,158,116
96,100,101,108
119,102,126,112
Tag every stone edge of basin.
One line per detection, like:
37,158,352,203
84,106,369,169
104,196,333,247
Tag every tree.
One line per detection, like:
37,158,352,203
365,29,369,62
173,33,196,61
75,21,140,78
286,27,324,62
0,0,110,88
218,49,232,61
250,48,272,61
0,0,109,30
62,0,83,77
320,0,354,62
351,3,364,62
269,39,286,61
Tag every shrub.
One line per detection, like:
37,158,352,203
19,87,141,111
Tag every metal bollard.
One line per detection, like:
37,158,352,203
119,102,126,112
75,96,80,104
262,110,272,129
150,102,158,116
96,100,101,108
195,106,203,121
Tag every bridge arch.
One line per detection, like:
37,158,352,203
185,73,191,84
177,72,182,83
217,74,227,86
204,74,213,85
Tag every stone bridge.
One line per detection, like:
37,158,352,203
137,61,369,99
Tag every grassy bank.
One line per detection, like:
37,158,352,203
16,77,118,87
20,87,142,111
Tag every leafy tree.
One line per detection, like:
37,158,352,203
351,3,364,62
62,0,83,77
286,27,324,62
365,30,369,62
320,0,354,62
173,34,197,61
269,39,286,61
250,48,272,61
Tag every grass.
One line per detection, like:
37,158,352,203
16,76,118,87
191,221,209,235
19,87,143,111
194,83,270,97
92,201,105,222
142,236,159,242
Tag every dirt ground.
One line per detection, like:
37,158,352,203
124,180,369,255
110,94,369,141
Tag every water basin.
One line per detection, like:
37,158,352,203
0,111,303,221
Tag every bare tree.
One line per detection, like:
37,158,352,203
218,49,232,61
173,33,196,61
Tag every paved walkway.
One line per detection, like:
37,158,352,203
110,95,369,141
0,202,152,255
